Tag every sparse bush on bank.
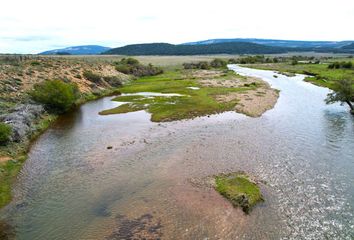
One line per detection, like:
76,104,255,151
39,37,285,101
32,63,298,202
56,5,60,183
114,58,163,77
183,61,210,70
83,70,102,83
29,80,80,113
210,58,228,68
0,123,12,145
103,76,123,87
328,61,353,69
183,58,230,70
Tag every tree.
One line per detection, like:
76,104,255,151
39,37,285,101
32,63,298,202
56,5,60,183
325,79,354,114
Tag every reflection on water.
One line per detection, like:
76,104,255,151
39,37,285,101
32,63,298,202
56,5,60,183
1,66,353,239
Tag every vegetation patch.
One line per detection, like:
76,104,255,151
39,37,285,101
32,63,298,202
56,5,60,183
0,123,12,145
243,58,354,90
215,172,264,214
100,103,146,115
29,80,80,113
99,69,260,121
114,58,163,77
83,70,102,83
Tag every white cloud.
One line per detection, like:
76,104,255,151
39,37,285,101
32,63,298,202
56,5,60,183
1,0,353,53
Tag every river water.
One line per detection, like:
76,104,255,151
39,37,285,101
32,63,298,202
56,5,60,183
1,65,353,239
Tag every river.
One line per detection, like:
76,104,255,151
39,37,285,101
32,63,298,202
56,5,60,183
1,65,353,239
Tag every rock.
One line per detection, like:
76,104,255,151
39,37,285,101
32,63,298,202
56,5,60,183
0,104,45,142
107,146,113,149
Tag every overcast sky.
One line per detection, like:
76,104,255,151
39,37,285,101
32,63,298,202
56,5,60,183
1,0,354,53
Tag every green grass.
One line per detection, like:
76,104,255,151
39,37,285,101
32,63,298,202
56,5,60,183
99,70,256,121
0,155,27,207
215,172,264,214
244,60,354,90
100,103,146,115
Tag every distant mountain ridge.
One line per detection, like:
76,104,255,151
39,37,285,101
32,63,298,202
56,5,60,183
182,38,354,49
39,45,111,55
104,42,292,55
341,43,354,49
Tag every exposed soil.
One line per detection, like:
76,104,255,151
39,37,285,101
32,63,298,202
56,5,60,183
198,72,279,117
0,156,12,163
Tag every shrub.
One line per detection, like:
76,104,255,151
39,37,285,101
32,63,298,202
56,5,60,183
183,61,210,70
30,61,41,66
30,80,80,113
228,58,237,64
115,64,131,74
210,58,228,68
114,58,163,77
120,57,139,65
328,61,353,69
342,61,353,69
0,123,12,144
291,60,298,65
103,76,123,87
83,71,102,83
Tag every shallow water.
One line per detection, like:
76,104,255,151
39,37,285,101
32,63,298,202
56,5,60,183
1,65,353,239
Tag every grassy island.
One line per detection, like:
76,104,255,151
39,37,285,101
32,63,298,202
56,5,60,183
215,172,264,214
100,68,278,121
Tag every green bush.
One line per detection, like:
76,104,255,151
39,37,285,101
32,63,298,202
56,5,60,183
30,80,79,113
30,61,41,66
114,58,163,77
103,76,123,87
83,71,102,83
0,123,12,144
210,58,228,68
183,61,210,69
120,57,139,65
328,61,352,69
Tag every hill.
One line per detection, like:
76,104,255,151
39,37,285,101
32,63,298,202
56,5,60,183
39,45,111,55
103,42,291,55
183,38,353,49
341,43,354,49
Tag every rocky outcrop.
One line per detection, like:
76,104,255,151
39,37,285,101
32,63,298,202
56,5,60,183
0,104,45,142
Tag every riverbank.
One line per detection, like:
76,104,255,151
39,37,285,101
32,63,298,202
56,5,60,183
0,55,133,208
242,57,354,90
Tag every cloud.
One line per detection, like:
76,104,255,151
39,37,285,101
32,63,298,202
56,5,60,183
0,0,354,53
0,36,53,42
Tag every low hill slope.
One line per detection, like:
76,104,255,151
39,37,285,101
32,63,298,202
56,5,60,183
104,42,291,55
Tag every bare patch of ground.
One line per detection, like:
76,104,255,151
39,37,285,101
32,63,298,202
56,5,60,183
0,156,12,163
185,69,225,79
216,86,279,117
232,88,278,117
197,71,279,117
